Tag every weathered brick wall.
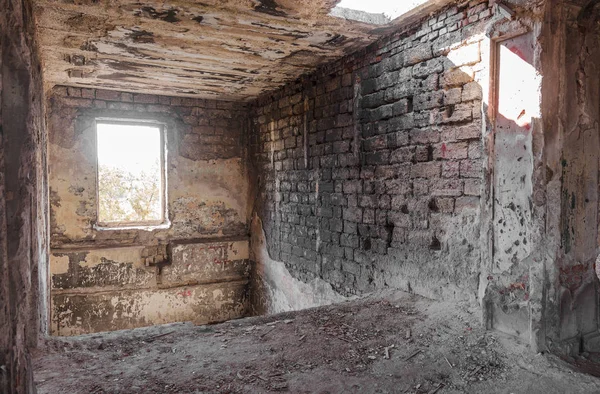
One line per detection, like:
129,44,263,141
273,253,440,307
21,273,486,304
250,1,493,302
50,86,247,160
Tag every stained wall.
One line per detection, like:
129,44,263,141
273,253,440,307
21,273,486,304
48,87,252,335
0,0,49,390
540,0,600,355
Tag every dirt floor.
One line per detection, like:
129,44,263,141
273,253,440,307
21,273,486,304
34,291,600,393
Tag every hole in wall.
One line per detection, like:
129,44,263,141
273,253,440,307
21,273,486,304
95,121,167,228
384,222,394,247
330,0,433,24
430,236,441,251
428,199,439,212
363,237,372,251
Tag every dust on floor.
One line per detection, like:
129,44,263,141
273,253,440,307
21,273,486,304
34,291,600,393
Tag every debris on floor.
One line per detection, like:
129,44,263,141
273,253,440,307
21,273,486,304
34,291,600,393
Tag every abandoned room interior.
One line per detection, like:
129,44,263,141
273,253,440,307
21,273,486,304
4,0,600,392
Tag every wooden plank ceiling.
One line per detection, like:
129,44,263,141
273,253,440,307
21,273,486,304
34,0,392,100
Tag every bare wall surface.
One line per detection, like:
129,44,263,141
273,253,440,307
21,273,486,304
48,87,252,335
480,11,546,348
0,0,49,391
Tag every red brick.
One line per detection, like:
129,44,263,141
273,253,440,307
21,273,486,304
96,90,121,101
134,94,157,104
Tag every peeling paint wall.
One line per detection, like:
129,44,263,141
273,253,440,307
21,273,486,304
480,13,546,348
540,0,600,355
33,0,395,100
0,0,49,390
48,87,252,335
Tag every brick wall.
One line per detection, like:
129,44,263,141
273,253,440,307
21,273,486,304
52,86,246,162
250,1,493,301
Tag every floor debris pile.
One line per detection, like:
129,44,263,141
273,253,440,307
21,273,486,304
35,291,600,393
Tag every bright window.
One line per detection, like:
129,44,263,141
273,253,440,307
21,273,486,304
95,121,166,227
332,0,432,21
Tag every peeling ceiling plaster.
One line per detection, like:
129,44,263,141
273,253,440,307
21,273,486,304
34,0,447,100
34,0,378,100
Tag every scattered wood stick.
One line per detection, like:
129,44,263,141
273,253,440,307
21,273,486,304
444,356,453,368
384,344,394,359
404,349,422,361
332,335,353,343
147,331,175,342
428,383,445,394
260,327,276,338
464,365,483,379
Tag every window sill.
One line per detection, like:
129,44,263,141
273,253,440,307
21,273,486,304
93,220,171,232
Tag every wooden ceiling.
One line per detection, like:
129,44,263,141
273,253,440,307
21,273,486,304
34,0,397,100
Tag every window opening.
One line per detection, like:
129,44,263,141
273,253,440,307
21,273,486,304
95,121,166,228
330,0,433,24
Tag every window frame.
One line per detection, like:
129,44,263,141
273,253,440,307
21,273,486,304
93,118,169,230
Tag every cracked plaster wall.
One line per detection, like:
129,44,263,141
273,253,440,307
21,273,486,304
47,87,253,335
0,0,49,390
539,0,600,355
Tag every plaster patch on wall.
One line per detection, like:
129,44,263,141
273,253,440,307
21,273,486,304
51,255,70,275
51,280,248,336
492,32,537,274
163,240,250,286
49,141,96,241
250,215,351,315
230,241,250,260
169,156,249,236
78,247,146,269
367,209,481,304
51,247,155,290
